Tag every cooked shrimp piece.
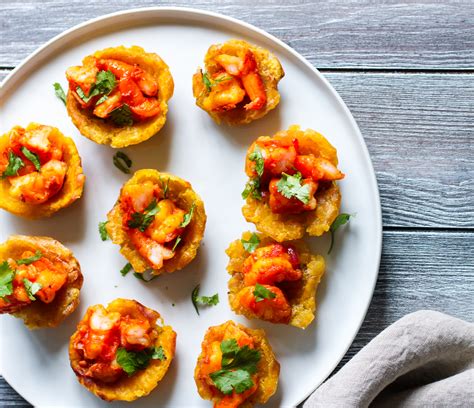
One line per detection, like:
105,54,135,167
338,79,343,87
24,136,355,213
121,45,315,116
268,177,318,214
120,318,155,348
242,243,302,286
129,230,174,270
121,182,159,213
93,90,122,118
66,56,99,97
146,199,185,244
237,285,292,324
9,160,67,204
295,155,345,181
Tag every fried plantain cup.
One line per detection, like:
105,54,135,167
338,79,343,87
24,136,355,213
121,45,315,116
69,299,176,401
192,39,284,125
0,123,85,219
0,235,83,329
194,320,280,407
107,169,206,275
66,45,174,148
242,125,342,242
226,232,325,329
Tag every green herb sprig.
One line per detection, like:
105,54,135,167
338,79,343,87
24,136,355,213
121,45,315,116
128,199,160,232
116,346,166,376
191,284,219,315
53,83,67,105
328,213,353,254
241,233,260,253
16,251,42,265
253,283,276,302
276,172,311,204
113,151,132,174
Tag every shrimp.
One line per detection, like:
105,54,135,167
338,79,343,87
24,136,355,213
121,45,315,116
120,318,155,349
93,90,122,118
268,176,318,214
242,244,302,286
146,199,185,244
66,56,99,102
237,285,292,324
121,182,160,213
201,75,246,112
215,50,267,111
245,136,297,179
98,58,158,97
129,230,174,270
9,160,67,204
295,155,345,181
118,77,161,118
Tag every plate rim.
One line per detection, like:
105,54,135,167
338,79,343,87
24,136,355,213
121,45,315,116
0,6,382,407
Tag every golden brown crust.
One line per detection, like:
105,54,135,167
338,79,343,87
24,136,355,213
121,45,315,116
242,125,342,241
69,299,177,402
194,320,280,406
106,169,206,275
0,235,83,329
66,46,174,148
226,232,325,329
0,123,85,219
193,39,284,125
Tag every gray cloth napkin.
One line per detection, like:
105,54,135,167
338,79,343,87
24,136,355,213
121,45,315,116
304,310,474,407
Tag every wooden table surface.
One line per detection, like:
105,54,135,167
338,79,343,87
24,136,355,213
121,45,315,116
1,1,473,405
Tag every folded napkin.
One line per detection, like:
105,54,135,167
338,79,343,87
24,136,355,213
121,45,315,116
304,310,474,407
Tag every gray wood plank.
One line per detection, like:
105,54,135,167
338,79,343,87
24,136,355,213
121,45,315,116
1,0,473,69
1,230,472,405
2,70,472,228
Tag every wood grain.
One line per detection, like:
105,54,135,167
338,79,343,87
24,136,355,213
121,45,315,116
2,70,472,228
1,1,473,69
1,230,472,406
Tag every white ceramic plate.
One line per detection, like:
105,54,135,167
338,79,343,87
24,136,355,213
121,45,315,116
0,7,381,407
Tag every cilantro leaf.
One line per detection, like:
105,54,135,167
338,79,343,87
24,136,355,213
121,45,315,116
171,236,182,252
248,146,264,178
253,283,277,302
1,152,25,178
151,346,167,361
202,72,232,92
98,221,109,241
128,199,160,232
16,250,42,265
276,172,311,204
53,83,67,105
120,263,132,276
23,278,42,301
191,284,219,315
241,178,262,200
20,146,41,171
76,70,116,104
116,346,164,376
328,213,353,254
209,339,261,395
241,233,260,253
0,261,15,299
113,151,132,174
160,177,170,199
180,203,195,228
110,103,134,126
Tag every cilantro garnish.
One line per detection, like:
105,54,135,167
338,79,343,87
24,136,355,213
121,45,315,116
202,72,232,92
113,151,132,174
20,147,41,171
76,70,116,104
23,278,42,301
120,262,132,276
241,178,262,200
241,233,260,253
0,261,15,299
209,339,261,395
276,172,311,204
98,221,109,241
53,83,67,105
1,152,25,178
248,146,264,178
328,213,353,254
128,199,160,232
180,203,195,228
171,236,182,252
191,284,219,315
110,104,134,126
253,283,277,302
16,250,42,265
160,177,170,199
116,346,166,376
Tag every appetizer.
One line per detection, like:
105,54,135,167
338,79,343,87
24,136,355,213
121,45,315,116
0,123,85,218
69,299,176,401
0,235,83,329
107,169,206,275
65,45,174,148
242,125,344,241
226,232,325,329
194,320,279,407
192,39,284,125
